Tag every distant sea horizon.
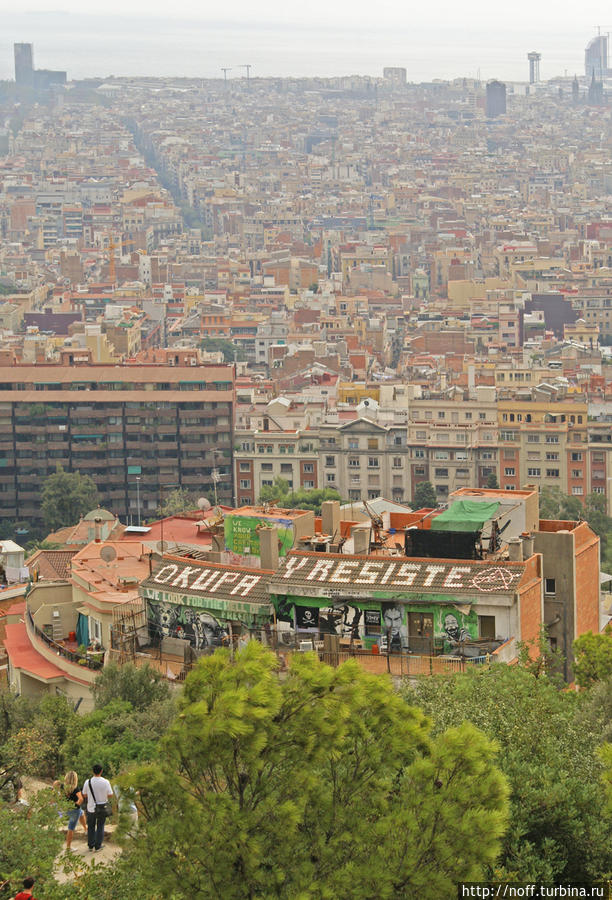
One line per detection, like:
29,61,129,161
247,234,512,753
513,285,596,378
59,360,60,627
0,12,598,83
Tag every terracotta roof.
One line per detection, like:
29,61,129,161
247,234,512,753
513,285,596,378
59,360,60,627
4,621,68,682
269,551,526,598
27,550,77,581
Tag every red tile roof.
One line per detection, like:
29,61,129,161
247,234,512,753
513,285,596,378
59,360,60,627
4,621,68,681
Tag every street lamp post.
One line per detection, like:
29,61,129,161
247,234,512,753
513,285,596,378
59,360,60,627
136,476,141,527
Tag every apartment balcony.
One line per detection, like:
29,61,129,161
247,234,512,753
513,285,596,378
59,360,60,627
25,608,101,685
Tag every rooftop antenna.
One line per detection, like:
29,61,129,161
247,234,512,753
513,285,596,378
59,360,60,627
240,64,252,85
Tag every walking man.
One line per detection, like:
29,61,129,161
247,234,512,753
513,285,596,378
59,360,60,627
81,764,113,852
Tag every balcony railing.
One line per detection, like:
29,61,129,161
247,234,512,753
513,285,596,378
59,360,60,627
27,609,104,671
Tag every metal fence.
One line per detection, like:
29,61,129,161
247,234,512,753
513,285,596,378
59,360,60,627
306,649,488,676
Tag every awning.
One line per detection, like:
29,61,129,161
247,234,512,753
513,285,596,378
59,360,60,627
431,500,500,533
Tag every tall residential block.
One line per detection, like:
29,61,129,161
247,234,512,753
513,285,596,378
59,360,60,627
0,363,235,529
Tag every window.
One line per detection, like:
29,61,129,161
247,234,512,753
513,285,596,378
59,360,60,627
545,452,559,461
261,480,273,487
326,474,336,483
241,441,252,451
280,463,293,473
527,468,541,476
89,617,102,645
304,480,315,489
545,436,559,444
349,490,360,500
434,451,449,460
545,578,556,595
527,434,540,443
504,484,515,490
414,449,425,458
434,468,448,478
367,439,379,450
504,467,515,476
368,457,380,468
503,449,515,460
239,462,250,472
437,411,445,420
414,466,426,476
527,452,540,460
348,458,360,468
593,486,605,494
325,456,335,467
303,463,314,473
415,431,427,440
239,479,251,489
465,412,472,420
500,431,517,441
481,451,494,460
571,469,581,478
348,440,359,450
479,413,486,420
261,463,273,472
571,452,583,461
572,486,583,495
393,457,402,468
478,615,496,640
546,469,559,478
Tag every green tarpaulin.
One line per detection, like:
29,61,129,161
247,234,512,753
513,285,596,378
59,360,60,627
430,500,500,532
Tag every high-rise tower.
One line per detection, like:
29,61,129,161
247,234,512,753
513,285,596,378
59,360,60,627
527,52,541,84
486,80,506,117
14,43,34,85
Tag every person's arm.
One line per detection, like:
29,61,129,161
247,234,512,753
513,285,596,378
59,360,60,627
76,790,84,806
106,779,114,800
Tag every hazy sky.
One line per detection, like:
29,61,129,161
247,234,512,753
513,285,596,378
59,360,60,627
2,0,611,28
1,3,610,80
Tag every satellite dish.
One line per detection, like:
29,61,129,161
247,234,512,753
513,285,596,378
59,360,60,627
198,497,211,511
100,546,117,563
156,540,167,553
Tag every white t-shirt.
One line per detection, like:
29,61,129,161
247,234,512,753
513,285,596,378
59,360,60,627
82,776,113,814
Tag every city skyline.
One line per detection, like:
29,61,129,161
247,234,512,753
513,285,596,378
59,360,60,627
1,12,611,82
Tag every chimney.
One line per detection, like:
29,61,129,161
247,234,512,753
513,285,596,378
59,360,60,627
321,500,341,537
259,526,279,571
94,517,102,543
352,524,370,555
521,532,534,559
507,537,523,562
212,530,225,554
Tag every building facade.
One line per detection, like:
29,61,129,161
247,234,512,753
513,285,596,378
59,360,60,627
0,363,234,530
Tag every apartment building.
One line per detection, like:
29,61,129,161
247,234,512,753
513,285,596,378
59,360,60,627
497,397,588,496
318,419,406,503
0,363,234,530
234,429,319,507
406,393,499,502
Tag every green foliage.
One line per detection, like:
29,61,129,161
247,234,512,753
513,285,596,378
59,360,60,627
412,480,437,509
41,466,99,533
156,487,198,518
92,662,171,711
258,475,342,515
0,790,64,897
517,623,565,683
122,643,508,899
0,693,77,781
62,699,176,779
407,665,612,882
539,485,583,520
486,472,499,489
200,337,246,362
573,627,612,688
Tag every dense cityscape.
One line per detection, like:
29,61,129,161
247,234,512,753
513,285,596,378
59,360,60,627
1,28,612,900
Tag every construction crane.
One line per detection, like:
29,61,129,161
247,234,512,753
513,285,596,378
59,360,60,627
239,64,252,85
221,67,232,85
362,499,385,549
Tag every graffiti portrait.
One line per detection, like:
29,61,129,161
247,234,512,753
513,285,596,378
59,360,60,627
147,600,228,650
381,603,409,652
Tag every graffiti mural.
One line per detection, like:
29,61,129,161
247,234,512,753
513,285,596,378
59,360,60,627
318,605,363,639
147,599,228,650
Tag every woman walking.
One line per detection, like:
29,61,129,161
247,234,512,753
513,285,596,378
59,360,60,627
61,771,87,849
